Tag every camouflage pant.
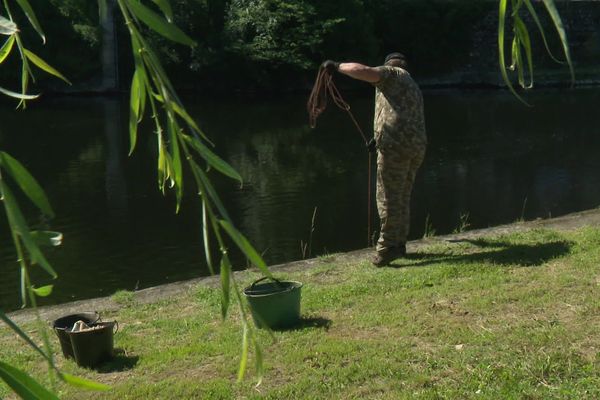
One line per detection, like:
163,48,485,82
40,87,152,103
376,145,425,252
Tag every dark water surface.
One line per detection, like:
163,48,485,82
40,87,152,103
1,88,599,311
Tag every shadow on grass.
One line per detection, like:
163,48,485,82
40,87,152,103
95,348,139,373
385,238,574,269
276,316,332,332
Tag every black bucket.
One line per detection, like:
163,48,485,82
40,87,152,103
52,312,100,359
68,321,118,369
52,313,118,368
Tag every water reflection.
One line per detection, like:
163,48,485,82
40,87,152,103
1,88,599,310
104,99,128,220
198,97,369,263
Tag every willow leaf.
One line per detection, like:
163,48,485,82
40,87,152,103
183,135,242,183
220,254,231,318
151,0,174,22
0,361,60,400
0,15,18,35
0,85,38,100
130,35,147,122
14,0,45,43
23,49,71,84
202,200,214,274
514,16,534,88
138,69,147,122
523,0,563,64
0,35,15,64
125,0,195,46
541,0,575,84
150,94,211,143
511,0,523,17
156,125,167,191
141,46,177,99
19,58,30,109
168,119,183,211
171,101,211,143
30,231,63,247
60,373,111,391
31,285,53,297
129,69,143,155
164,147,176,191
1,182,57,278
498,0,529,105
515,37,525,87
131,32,143,65
254,334,264,386
219,219,270,277
237,323,249,382
510,36,519,71
193,162,231,221
20,266,27,306
0,152,54,217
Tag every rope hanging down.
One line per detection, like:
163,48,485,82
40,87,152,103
307,66,374,246
307,67,369,144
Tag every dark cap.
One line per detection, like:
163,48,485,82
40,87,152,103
384,52,406,64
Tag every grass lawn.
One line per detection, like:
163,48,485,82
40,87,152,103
2,227,600,399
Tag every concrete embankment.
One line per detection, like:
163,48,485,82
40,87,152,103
8,208,600,325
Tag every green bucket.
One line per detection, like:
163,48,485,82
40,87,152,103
243,277,303,330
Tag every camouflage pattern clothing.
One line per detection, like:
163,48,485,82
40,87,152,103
372,66,427,253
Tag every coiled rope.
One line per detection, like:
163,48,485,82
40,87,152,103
307,66,374,246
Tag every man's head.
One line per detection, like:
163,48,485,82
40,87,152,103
384,52,407,69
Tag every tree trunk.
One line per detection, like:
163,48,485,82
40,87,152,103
101,0,118,91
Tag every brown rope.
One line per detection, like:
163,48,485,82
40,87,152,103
307,67,374,246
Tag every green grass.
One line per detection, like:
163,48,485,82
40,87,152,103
111,290,136,306
2,227,600,399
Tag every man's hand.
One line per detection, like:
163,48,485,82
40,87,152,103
321,60,340,73
366,137,377,153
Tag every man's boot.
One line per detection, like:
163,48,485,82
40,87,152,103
372,243,406,267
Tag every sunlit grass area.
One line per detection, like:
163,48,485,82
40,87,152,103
2,227,600,399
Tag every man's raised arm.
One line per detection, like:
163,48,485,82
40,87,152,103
322,60,381,83
338,62,381,83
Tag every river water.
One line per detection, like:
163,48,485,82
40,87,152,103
1,88,599,311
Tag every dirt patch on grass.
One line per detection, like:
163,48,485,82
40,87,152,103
152,355,228,382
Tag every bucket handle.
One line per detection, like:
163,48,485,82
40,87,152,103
250,276,284,289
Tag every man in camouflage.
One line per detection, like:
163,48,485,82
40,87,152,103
323,53,427,266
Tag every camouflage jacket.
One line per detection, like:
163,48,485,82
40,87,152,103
372,66,427,151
